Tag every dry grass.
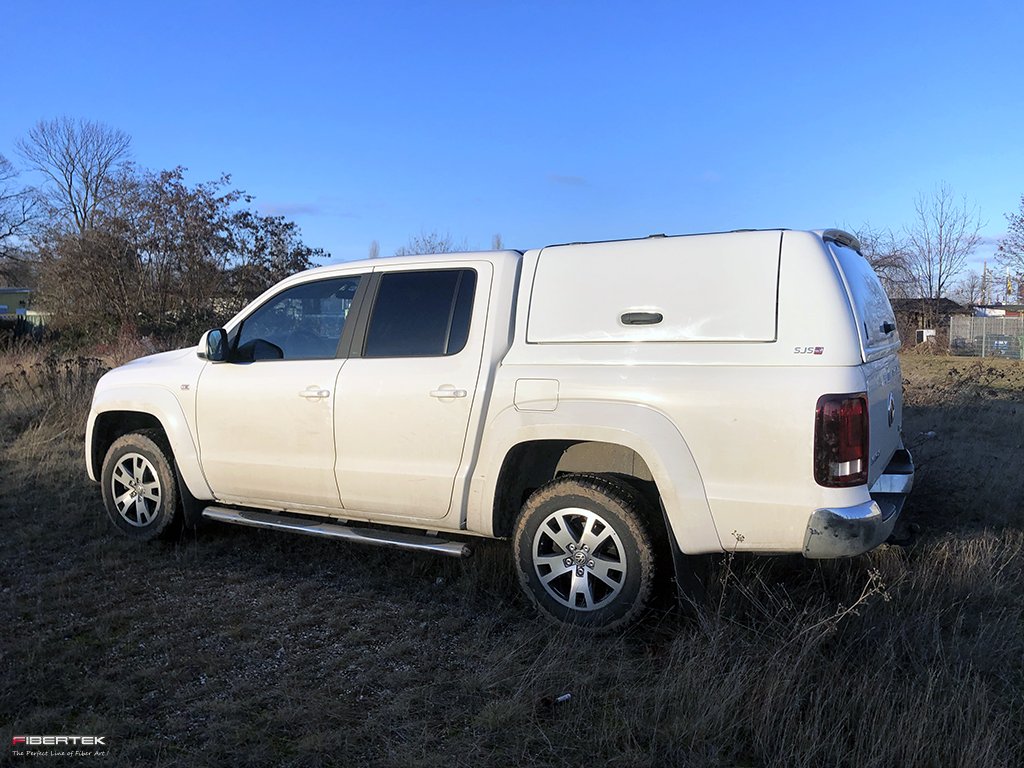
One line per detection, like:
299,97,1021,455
1,351,1022,766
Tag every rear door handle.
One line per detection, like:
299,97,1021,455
430,386,467,399
299,387,330,399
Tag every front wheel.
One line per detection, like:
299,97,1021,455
101,431,180,540
513,474,657,631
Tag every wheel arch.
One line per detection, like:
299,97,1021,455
87,386,213,500
470,401,723,554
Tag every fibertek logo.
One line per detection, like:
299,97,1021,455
12,735,107,746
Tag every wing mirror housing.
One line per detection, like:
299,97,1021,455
197,328,228,362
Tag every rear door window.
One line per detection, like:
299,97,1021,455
364,269,477,357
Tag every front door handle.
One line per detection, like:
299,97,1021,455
430,386,467,399
299,387,331,399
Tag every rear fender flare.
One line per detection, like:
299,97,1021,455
469,401,723,554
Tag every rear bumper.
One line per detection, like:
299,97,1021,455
803,449,914,558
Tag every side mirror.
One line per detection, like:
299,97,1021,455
197,328,228,362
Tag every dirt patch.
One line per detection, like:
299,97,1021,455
900,355,1024,532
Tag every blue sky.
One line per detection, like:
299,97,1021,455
3,1,1022,267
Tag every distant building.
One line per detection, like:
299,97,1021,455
890,298,970,344
0,287,47,329
972,304,1024,318
0,287,31,315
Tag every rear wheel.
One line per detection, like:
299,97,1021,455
513,473,657,631
101,431,180,540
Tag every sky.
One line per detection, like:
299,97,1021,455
2,0,1023,269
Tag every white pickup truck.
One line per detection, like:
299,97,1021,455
86,228,914,630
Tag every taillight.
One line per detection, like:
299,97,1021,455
814,393,869,487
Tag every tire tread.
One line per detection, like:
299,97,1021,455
513,472,657,632
101,430,180,541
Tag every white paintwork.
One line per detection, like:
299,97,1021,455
332,260,493,519
196,358,347,509
87,229,908,558
468,398,723,553
85,349,211,499
528,231,781,343
513,378,559,411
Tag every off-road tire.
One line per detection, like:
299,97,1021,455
513,473,657,632
101,430,180,541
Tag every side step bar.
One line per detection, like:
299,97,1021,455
201,506,472,558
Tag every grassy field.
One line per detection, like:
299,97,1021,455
2,349,1022,766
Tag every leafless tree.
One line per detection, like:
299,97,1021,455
997,194,1024,278
492,233,503,250
850,224,913,299
904,183,982,300
17,117,131,235
393,230,465,256
0,154,39,282
368,240,380,259
950,270,984,306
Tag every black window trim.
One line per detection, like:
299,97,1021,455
441,270,465,356
353,267,478,360
335,275,373,359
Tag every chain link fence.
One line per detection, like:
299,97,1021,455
949,315,1024,358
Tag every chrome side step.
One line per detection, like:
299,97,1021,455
201,506,471,558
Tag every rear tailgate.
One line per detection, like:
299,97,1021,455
862,352,904,486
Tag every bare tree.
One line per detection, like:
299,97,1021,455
904,183,982,300
17,117,131,235
0,153,39,281
491,233,503,250
394,230,465,256
850,224,913,299
997,194,1024,278
368,240,380,259
950,270,984,306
